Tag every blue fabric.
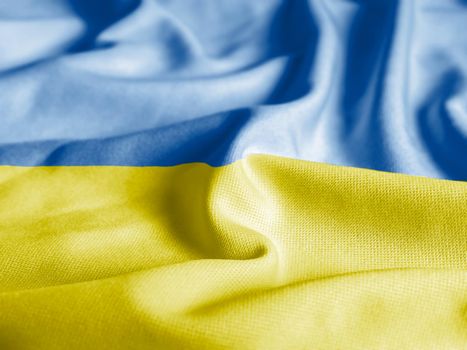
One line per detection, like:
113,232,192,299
1,0,467,179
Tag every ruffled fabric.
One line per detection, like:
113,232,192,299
1,155,466,349
1,0,466,179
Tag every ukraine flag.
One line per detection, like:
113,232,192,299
0,1,466,349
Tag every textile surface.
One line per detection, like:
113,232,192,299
1,0,467,178
0,0,466,349
1,155,467,349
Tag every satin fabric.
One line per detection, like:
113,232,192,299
1,0,467,179
1,155,466,349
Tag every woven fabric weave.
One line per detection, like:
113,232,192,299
0,155,466,349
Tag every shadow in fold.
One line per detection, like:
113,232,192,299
418,70,467,181
265,0,319,104
68,0,142,51
0,108,252,166
339,0,399,170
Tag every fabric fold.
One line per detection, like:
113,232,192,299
0,154,466,348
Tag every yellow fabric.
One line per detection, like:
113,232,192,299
0,154,466,349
